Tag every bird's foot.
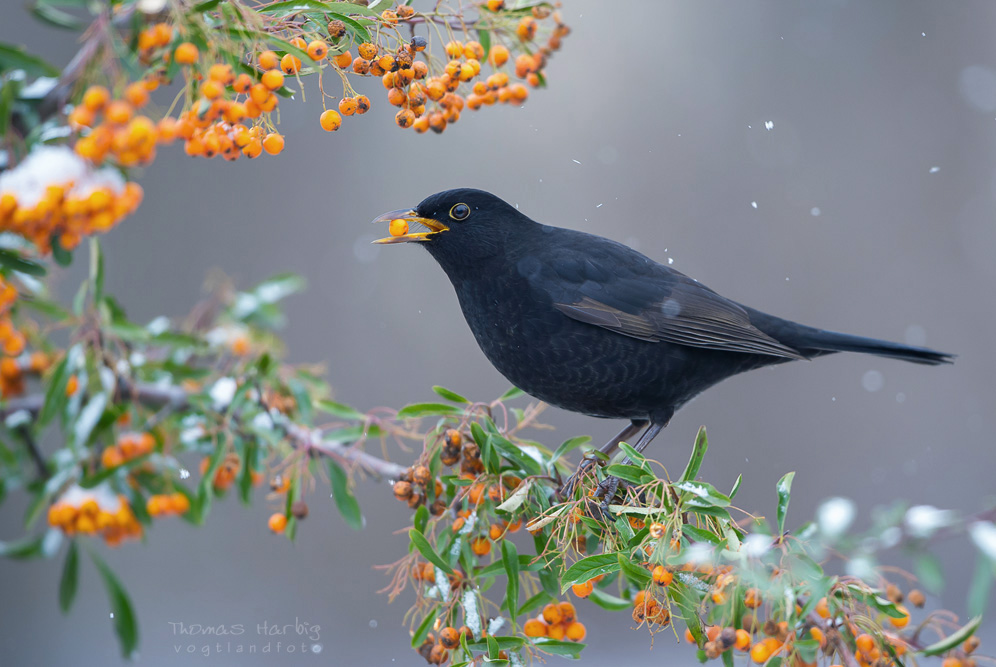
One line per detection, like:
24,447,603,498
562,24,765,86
592,474,626,517
558,452,604,499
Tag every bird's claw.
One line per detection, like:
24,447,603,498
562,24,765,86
558,452,604,498
593,475,624,517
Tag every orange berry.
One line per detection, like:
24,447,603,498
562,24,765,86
242,137,262,158
571,580,593,598
735,628,751,651
338,97,358,116
261,133,284,155
306,40,328,60
445,40,464,59
395,108,415,128
541,603,562,625
486,0,504,9
208,63,234,83
174,42,199,65
489,44,510,67
258,50,279,70
470,536,491,556
565,621,586,642
261,69,284,90
268,512,287,533
124,82,149,108
815,596,830,619
65,374,79,396
358,42,378,60
200,79,224,99
523,618,547,638
105,100,133,125
319,109,342,131
332,50,353,68
280,53,302,74
652,565,673,587
355,95,370,114
439,626,460,649
82,85,110,111
377,54,397,72
888,605,910,628
855,634,875,654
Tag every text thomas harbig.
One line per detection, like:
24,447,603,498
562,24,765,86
169,619,322,657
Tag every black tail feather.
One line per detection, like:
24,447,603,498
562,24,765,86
800,330,955,366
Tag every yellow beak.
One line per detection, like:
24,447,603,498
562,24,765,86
370,208,449,244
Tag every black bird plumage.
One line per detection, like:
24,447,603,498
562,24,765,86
372,188,954,469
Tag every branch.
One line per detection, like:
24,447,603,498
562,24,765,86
1,379,407,480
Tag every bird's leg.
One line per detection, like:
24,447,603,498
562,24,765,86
559,419,648,498
593,420,667,515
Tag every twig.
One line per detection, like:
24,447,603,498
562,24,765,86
16,425,48,480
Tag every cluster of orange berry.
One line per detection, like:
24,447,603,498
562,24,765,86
0,150,144,255
523,601,586,642
47,488,143,546
199,452,261,491
0,350,49,398
71,83,161,167
146,493,190,517
417,625,476,665
101,432,156,468
0,276,30,397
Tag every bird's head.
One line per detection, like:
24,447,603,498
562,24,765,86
370,188,534,269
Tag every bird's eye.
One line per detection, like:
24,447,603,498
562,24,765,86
449,203,471,221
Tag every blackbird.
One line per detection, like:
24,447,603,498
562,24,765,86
372,188,953,478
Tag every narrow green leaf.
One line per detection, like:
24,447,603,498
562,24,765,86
411,612,436,648
919,616,982,656
90,550,139,658
327,460,363,530
0,42,60,76
588,587,631,611
679,426,708,483
58,540,79,613
413,505,429,534
967,555,993,617
486,635,500,659
396,402,461,419
618,441,646,464
531,638,584,657
89,238,104,303
549,435,590,465
729,474,743,500
498,386,524,401
0,249,47,276
517,591,552,617
432,385,470,404
409,529,453,575
604,464,652,485
673,481,731,508
560,553,620,593
617,553,651,587
476,28,491,61
776,471,795,535
0,533,44,559
37,352,70,429
914,553,944,595
501,539,519,622
51,234,72,267
31,2,85,29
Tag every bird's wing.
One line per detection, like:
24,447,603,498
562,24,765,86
530,240,806,360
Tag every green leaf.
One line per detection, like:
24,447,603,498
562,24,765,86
51,234,72,267
729,474,743,500
498,386,524,401
396,402,461,419
501,539,519,622
260,0,377,17
58,540,79,613
432,385,470,404
919,616,982,656
617,553,651,587
0,78,17,138
604,464,652,485
914,553,944,595
673,481,731,508
477,28,491,61
411,611,436,649
517,591,553,617
531,638,584,658
37,350,71,429
486,635,500,660
0,533,44,559
0,249,46,276
409,529,453,575
549,436,590,465
0,42,59,76
30,1,85,29
560,553,620,593
776,471,795,535
89,238,104,303
588,587,631,611
413,505,429,534
618,441,646,465
327,460,363,530
967,554,993,617
90,550,139,658
679,426,708,483
315,398,367,421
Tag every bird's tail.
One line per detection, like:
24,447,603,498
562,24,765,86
796,329,954,366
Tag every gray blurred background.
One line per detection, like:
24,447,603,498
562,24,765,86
2,1,995,664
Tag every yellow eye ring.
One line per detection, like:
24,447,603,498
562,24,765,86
449,203,470,220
